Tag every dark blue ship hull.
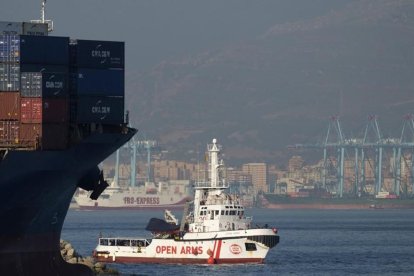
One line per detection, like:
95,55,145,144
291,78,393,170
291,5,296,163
0,127,136,275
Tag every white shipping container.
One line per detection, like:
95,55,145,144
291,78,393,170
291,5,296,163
22,22,48,36
0,22,22,35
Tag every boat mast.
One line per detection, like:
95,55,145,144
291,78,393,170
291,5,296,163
41,0,45,23
31,0,54,33
209,139,220,187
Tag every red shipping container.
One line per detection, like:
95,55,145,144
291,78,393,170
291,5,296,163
21,97,69,123
0,92,20,120
19,123,69,150
21,98,42,123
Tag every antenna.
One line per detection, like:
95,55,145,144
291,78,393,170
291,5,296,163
31,0,54,33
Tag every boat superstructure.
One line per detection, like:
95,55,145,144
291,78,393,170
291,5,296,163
94,139,279,264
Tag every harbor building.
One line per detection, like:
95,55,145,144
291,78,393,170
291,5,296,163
242,163,268,193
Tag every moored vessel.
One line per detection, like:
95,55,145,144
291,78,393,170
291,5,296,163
74,180,191,210
94,139,279,264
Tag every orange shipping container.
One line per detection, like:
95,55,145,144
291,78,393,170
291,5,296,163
18,123,41,148
0,92,20,120
19,123,69,150
0,120,19,145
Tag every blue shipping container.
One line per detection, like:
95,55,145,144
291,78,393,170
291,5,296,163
20,35,69,65
21,72,68,97
20,63,69,74
0,35,20,63
20,72,41,96
71,96,124,124
71,40,124,69
42,72,68,97
0,62,19,91
71,68,124,96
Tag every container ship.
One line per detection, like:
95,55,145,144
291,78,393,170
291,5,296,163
74,181,192,210
0,19,135,276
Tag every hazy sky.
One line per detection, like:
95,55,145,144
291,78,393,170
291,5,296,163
0,0,351,71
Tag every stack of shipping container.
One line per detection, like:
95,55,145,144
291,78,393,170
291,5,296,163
69,39,125,124
0,22,125,150
19,35,70,150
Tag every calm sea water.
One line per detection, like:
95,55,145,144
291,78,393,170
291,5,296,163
62,208,414,275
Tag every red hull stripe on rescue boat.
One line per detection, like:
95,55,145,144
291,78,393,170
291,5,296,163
95,256,264,264
212,240,217,257
215,240,222,260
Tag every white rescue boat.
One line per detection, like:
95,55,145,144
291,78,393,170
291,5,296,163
94,139,279,264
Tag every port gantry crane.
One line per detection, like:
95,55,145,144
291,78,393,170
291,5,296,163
288,115,414,198
394,114,414,197
289,116,348,197
362,115,414,197
360,115,384,196
113,135,160,187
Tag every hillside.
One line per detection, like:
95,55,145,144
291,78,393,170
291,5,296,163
126,0,414,164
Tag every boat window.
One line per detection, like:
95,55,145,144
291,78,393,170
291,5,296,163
225,211,229,215
131,240,138,247
146,239,152,246
99,239,109,246
215,210,219,215
109,239,116,246
245,243,257,251
199,211,203,216
101,194,110,199
221,210,224,215
116,239,130,246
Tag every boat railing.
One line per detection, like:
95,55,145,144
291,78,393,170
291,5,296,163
99,238,150,247
194,181,228,189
